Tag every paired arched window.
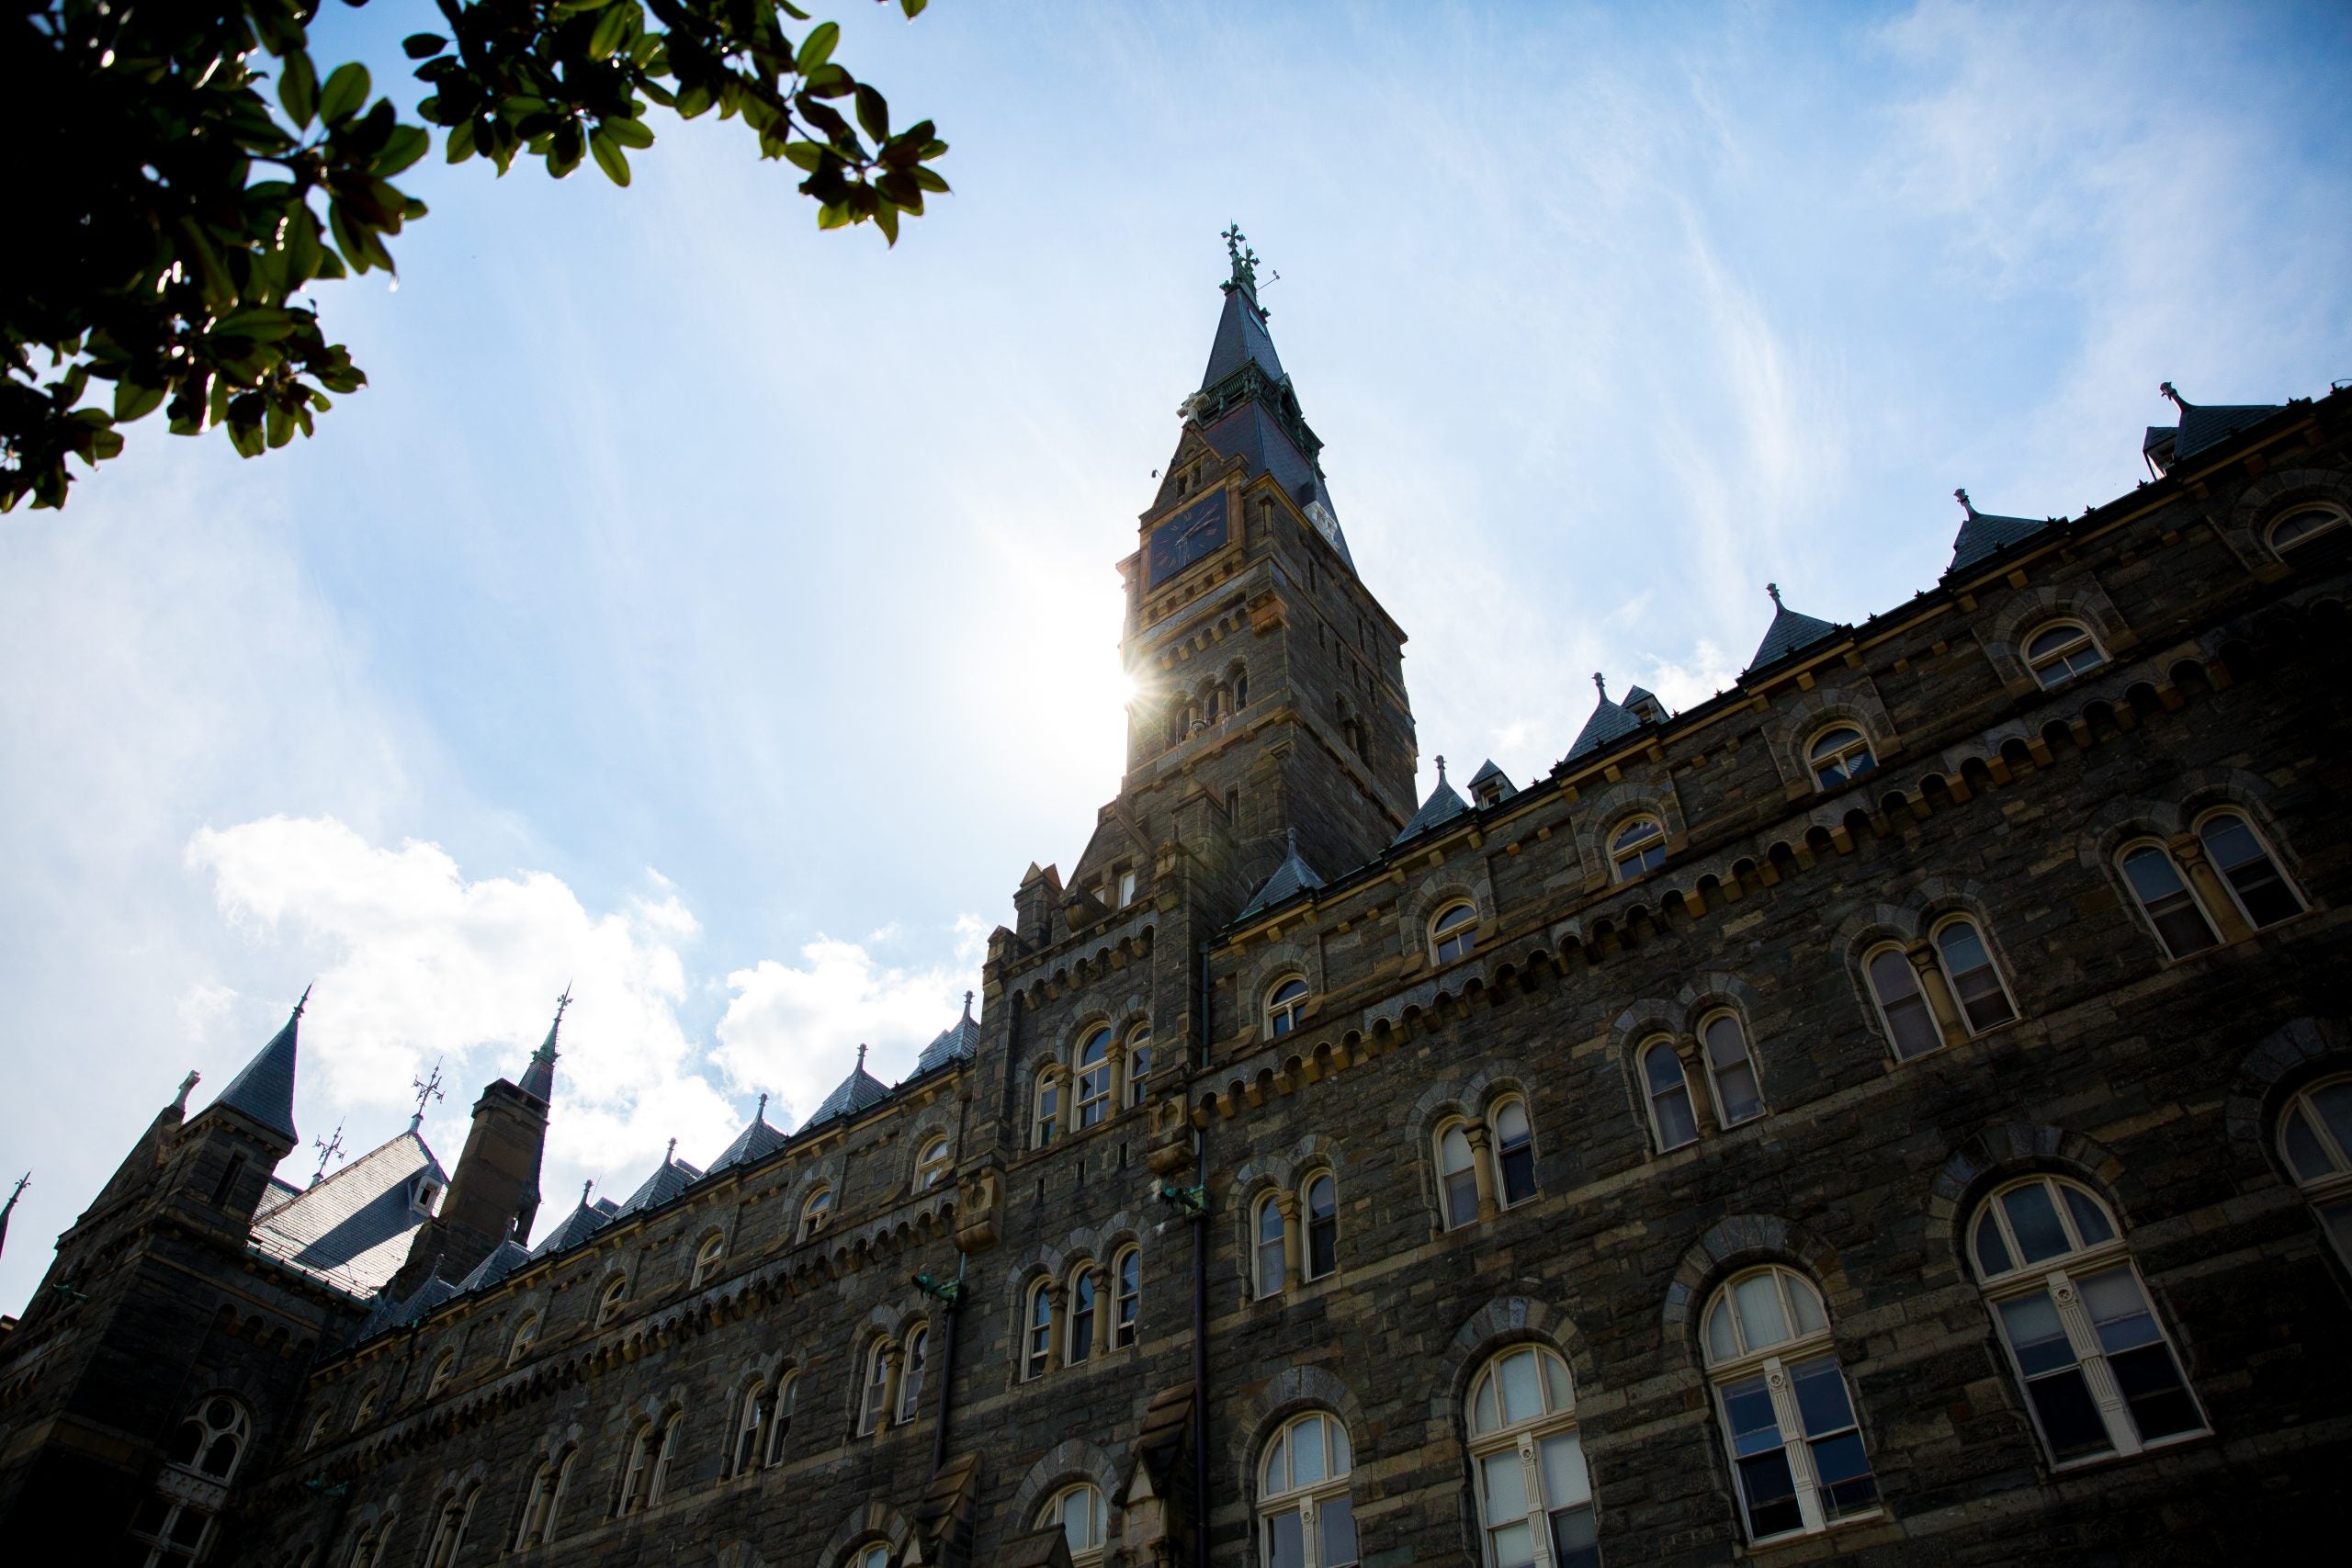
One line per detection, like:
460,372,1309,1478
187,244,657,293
1305,1172,1339,1279
1075,1026,1113,1129
2198,810,2303,929
1641,1040,1699,1151
513,1449,575,1550
1437,1120,1481,1229
1862,946,1944,1060
691,1233,725,1288
1807,726,1876,790
1266,976,1310,1037
132,1394,249,1563
800,1186,834,1241
1023,1280,1055,1380
2279,1077,2352,1269
422,1486,478,1568
1699,1011,1765,1127
1970,1177,2204,1463
1702,1266,1878,1541
899,1324,930,1421
506,1312,539,1366
1255,1193,1288,1298
1491,1100,1536,1207
2268,503,2347,557
734,1370,798,1472
2024,621,2105,687
1932,917,2017,1032
1113,1246,1142,1348
349,1385,379,1431
596,1275,629,1327
2120,813,2301,957
915,1134,952,1189
1430,901,1479,964
1609,816,1666,881
1259,1411,1358,1567
2118,840,2214,957
860,1338,893,1434
1033,1067,1061,1148
1068,1268,1097,1366
1038,1482,1107,1564
424,1350,457,1401
1126,1024,1154,1106
1434,1103,1538,1226
618,1414,680,1512
1466,1346,1598,1568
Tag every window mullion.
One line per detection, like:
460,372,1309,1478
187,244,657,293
1301,1495,1320,1568
2045,1269,2141,1457
1518,1431,1555,1568
1762,1354,1827,1533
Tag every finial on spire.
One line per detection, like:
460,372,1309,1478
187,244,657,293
664,1136,677,1166
173,1070,200,1113
756,1091,770,1122
1220,223,1262,304
2159,380,2186,410
410,1058,445,1131
582,1178,594,1205
293,983,311,1020
1953,487,1975,516
962,989,975,1021
1286,825,1299,855
1435,755,1447,784
856,1043,869,1070
1767,582,1783,609
1592,672,1608,701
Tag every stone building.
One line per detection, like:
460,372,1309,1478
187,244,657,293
5,241,2352,1568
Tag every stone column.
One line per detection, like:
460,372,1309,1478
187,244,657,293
2169,833,2254,942
1464,1120,1500,1221
1679,1034,1722,1136
876,1341,902,1436
1106,1038,1130,1116
1276,1190,1305,1290
1090,1263,1114,1359
1045,1280,1069,1368
1905,943,1967,1048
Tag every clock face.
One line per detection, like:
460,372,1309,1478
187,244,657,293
1148,491,1230,588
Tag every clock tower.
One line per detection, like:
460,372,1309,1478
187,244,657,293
1091,232,1419,925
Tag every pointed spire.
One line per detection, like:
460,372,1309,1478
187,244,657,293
518,986,568,1105
1391,759,1473,847
1239,823,1328,920
1565,675,1639,761
1953,487,1976,517
582,1178,594,1205
1747,584,1839,672
205,990,307,1145
1946,488,2057,574
0,1172,27,1261
962,989,975,1021
664,1136,678,1167
1593,671,1607,701
756,1091,770,1123
172,1070,200,1113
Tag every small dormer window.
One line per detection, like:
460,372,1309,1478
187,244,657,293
409,1177,441,1216
1116,867,1138,908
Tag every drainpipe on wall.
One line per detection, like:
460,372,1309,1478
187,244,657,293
1192,938,1213,1568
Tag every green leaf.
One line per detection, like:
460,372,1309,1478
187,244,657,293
319,62,372,127
403,33,449,60
589,4,633,61
603,116,654,150
854,85,889,142
782,139,824,173
114,382,166,423
874,202,899,245
900,0,929,17
279,50,318,129
817,201,851,231
328,201,373,275
375,125,431,176
797,21,840,74
591,132,632,186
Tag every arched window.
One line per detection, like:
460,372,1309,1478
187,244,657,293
1641,1040,1698,1151
1466,1345,1597,1568
1863,945,1944,1059
1258,1411,1358,1567
1255,1193,1287,1297
1024,1281,1054,1380
2119,842,2220,958
596,1275,629,1327
1266,976,1310,1037
1430,901,1478,964
617,1424,657,1514
1437,1121,1480,1229
507,1312,539,1366
345,1530,379,1568
733,1381,770,1476
1039,1482,1108,1564
1126,1024,1154,1106
163,1395,249,1480
1609,817,1667,881
1492,1099,1537,1207
1808,726,1876,790
851,1546,889,1568
1075,1027,1113,1129
136,1392,249,1561
1113,1246,1142,1348
1699,1011,1764,1127
349,1384,379,1431
424,1350,457,1401
514,1450,574,1550
800,1186,834,1241
915,1134,951,1189
1970,1177,2204,1463
423,1486,478,1568
2196,810,2302,930
2268,503,2347,556
1068,1268,1097,1365
1702,1266,1879,1541
1932,917,2017,1032
2024,622,2105,687
1305,1173,1339,1279
306,1407,334,1450
1235,669,1250,708
2279,1076,2352,1269
899,1325,929,1421
692,1233,725,1288
860,1337,892,1434
767,1371,798,1465
648,1413,682,1504
1033,1067,1061,1148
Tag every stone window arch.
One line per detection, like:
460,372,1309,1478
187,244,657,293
1022,1276,1056,1381
1266,974,1311,1038
690,1229,726,1289
2023,619,2106,688
1804,722,1878,792
505,1311,540,1367
1073,1023,1114,1130
130,1394,252,1564
1464,1343,1598,1568
2267,502,2349,557
1701,1266,1879,1542
1112,1244,1143,1347
1009,1439,1122,1565
1983,581,2133,693
913,1133,952,1190
1695,1008,1766,1128
1606,813,1667,882
595,1272,630,1327
2116,838,2222,959
424,1348,458,1402
1257,1410,1359,1567
1036,1483,1109,1564
511,1446,576,1550
1928,914,2018,1034
1430,900,1479,964
2222,463,2352,565
2189,806,2305,931
421,1484,479,1568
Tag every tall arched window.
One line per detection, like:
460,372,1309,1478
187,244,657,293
1024,1281,1054,1380
1436,1121,1480,1229
1075,1027,1113,1129
733,1381,770,1476
2268,503,2347,557
1609,817,1666,881
767,1371,798,1466
2024,622,2105,687
899,1325,929,1421
1266,976,1310,1037
1113,1246,1142,1348
1305,1173,1339,1279
618,1422,659,1513
345,1530,379,1568
423,1486,478,1568
1258,1411,1358,1567
1430,901,1479,964
1033,1067,1061,1147
851,1544,889,1568
800,1186,834,1241
1466,1345,1598,1568
596,1275,629,1327
1641,1040,1698,1151
349,1384,379,1431
1702,1266,1879,1542
1068,1269,1097,1365
2279,1077,2352,1269
1863,946,1944,1059
305,1407,334,1450
1699,1011,1764,1127
692,1233,725,1288
1126,1024,1154,1106
507,1312,539,1366
1492,1098,1537,1206
860,1338,892,1434
1255,1194,1287,1297
2196,810,2302,929
131,1396,251,1566
2118,842,2219,958
424,1350,458,1401
514,1450,574,1550
1038,1482,1107,1565
1970,1177,2203,1464
1931,918,2016,1032
1808,727,1876,790
914,1135,951,1189
648,1414,682,1504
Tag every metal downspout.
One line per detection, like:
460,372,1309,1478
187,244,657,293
1193,938,1213,1568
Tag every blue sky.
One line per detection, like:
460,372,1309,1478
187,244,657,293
4,0,2348,1313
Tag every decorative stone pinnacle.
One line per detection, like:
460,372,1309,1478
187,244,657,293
1435,755,1447,784
1953,487,1974,514
293,982,311,1019
1287,825,1299,854
962,990,975,1020
2159,380,2185,409
856,1043,868,1069
1767,582,1783,608
1593,672,1608,701
664,1136,677,1165
582,1179,594,1204
756,1091,769,1121
173,1070,200,1112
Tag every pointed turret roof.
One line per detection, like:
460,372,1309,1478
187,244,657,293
456,1235,532,1293
361,1270,458,1338
517,987,568,1105
1392,757,1472,846
531,1180,616,1258
1565,674,1644,762
207,988,307,1145
804,1045,891,1130
1239,828,1328,920
2143,382,2285,469
1946,488,2058,574
1747,584,1839,671
709,1095,788,1173
615,1142,703,1218
915,994,982,1075
1199,272,1286,389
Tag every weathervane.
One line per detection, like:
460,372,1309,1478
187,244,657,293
310,1123,345,1187
410,1057,445,1131
1220,223,1265,306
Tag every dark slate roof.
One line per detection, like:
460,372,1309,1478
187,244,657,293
456,1236,533,1293
1200,286,1286,389
361,1270,458,1337
1194,401,1354,570
1238,829,1328,920
804,1050,891,1130
517,998,564,1105
2167,391,2284,461
1391,765,1472,847
914,1002,981,1075
708,1110,786,1173
255,1175,302,1218
1947,489,2058,574
208,996,305,1144
1565,682,1643,761
615,1155,703,1218
1747,589,1840,671
529,1192,615,1259
248,1128,446,1296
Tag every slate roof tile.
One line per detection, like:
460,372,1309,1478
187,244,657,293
247,1128,444,1297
